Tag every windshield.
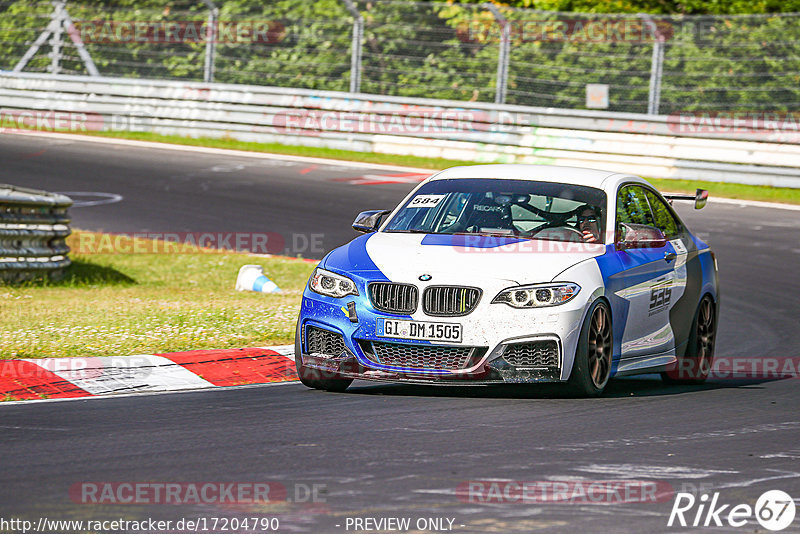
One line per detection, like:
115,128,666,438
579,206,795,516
383,178,607,243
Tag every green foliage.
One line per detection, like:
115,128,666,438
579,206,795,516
1,1,798,113
457,0,800,15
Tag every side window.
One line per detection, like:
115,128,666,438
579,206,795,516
644,189,680,238
616,185,654,228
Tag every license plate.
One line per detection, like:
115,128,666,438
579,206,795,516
377,318,462,343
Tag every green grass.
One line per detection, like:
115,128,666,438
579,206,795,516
0,231,316,359
647,177,800,205
82,130,800,205
83,130,477,172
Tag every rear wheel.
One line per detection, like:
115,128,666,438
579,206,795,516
568,300,613,397
662,295,716,384
294,318,353,392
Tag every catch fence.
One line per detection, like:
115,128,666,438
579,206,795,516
2,1,798,115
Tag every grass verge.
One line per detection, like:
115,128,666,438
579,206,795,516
0,230,316,359
81,130,800,205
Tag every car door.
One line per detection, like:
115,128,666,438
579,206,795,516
610,184,678,359
642,187,700,355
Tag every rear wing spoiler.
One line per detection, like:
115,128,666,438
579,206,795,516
663,188,708,210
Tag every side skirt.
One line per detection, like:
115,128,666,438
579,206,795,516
614,351,677,377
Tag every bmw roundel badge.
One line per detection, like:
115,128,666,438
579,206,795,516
419,274,432,281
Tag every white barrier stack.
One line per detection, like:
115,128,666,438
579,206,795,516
0,184,72,282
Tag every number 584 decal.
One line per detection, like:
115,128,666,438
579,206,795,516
649,280,672,316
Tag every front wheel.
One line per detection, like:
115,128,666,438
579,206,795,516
662,295,716,384
568,300,613,397
294,318,353,392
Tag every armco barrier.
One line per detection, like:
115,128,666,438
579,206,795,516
2,72,800,187
0,184,72,282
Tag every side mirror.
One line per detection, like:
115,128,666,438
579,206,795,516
616,223,667,250
694,188,708,210
352,210,391,233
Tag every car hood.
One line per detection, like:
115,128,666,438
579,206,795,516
322,232,606,285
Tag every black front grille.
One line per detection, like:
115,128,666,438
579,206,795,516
422,285,481,316
305,325,347,357
503,339,560,369
369,282,418,314
360,341,485,370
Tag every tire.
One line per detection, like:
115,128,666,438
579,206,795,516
294,318,353,392
662,295,716,384
568,300,613,397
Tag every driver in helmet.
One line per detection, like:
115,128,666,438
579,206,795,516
577,205,602,243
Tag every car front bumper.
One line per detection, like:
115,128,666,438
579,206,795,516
298,285,590,384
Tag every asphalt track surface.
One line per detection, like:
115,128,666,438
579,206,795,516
2,133,800,533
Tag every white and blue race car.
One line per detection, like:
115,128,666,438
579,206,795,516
295,165,719,396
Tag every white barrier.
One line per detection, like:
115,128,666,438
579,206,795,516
2,72,799,187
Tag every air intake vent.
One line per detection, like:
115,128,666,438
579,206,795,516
360,341,485,371
422,286,481,317
305,325,347,357
368,282,418,314
503,339,560,369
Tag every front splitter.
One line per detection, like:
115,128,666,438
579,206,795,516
300,353,563,385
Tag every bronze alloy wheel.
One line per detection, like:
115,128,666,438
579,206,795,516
695,296,716,375
662,295,716,384
569,300,614,396
588,304,613,389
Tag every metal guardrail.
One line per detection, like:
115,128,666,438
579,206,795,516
1,72,800,188
0,184,72,282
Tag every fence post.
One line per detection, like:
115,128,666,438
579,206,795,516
48,0,66,74
13,1,61,73
62,8,100,76
14,0,100,76
484,3,510,105
340,0,363,93
642,14,665,115
201,0,218,83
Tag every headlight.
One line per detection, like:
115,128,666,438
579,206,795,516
309,268,359,298
492,283,580,308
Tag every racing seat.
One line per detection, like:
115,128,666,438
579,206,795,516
464,201,517,234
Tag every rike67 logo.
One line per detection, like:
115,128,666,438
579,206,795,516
668,490,796,531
